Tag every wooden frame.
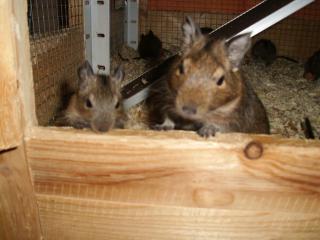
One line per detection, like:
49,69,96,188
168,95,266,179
24,127,320,239
0,1,41,239
0,0,23,149
1,0,320,239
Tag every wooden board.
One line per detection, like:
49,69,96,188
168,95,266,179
37,194,320,240
25,127,320,239
0,0,22,150
0,146,42,240
0,2,42,239
13,0,38,129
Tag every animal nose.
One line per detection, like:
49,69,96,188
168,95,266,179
92,119,112,132
96,125,110,132
182,105,197,115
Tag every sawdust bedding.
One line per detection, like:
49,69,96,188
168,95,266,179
112,46,320,139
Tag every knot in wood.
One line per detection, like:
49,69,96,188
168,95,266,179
244,141,263,160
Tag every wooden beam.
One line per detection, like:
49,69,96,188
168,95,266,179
0,146,42,240
0,0,22,150
13,0,38,130
37,194,320,240
0,2,42,239
26,127,320,211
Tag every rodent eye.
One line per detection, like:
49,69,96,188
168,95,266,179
178,63,184,75
85,99,93,108
216,76,225,86
115,101,120,109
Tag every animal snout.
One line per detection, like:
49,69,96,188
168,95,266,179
92,118,113,132
182,105,197,115
96,124,110,132
303,71,315,81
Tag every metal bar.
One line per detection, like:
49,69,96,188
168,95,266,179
90,0,110,74
125,0,139,50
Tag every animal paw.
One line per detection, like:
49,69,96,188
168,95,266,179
151,123,174,131
151,117,175,131
197,125,216,137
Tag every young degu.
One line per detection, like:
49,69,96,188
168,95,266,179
55,61,127,132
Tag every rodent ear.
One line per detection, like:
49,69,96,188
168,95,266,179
182,16,202,48
226,33,251,71
111,65,125,83
149,30,154,36
77,60,94,91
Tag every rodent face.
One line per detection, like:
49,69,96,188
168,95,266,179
169,41,240,121
251,39,277,66
304,50,320,81
168,17,251,121
138,30,162,59
76,61,124,132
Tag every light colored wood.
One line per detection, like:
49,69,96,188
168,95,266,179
0,0,22,150
37,194,320,240
26,126,320,238
0,2,42,239
0,146,42,240
13,0,38,129
26,128,320,213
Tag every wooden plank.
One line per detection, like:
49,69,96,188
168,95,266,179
37,194,320,240
0,146,42,240
0,0,22,150
12,0,38,130
26,127,320,214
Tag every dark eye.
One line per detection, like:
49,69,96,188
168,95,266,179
217,76,225,86
178,63,184,74
115,101,120,109
85,99,93,108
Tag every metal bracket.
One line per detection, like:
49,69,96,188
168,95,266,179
84,0,111,74
124,0,139,50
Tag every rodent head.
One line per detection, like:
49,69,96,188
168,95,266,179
168,17,251,121
75,61,124,132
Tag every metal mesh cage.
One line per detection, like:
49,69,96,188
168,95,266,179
27,0,320,126
28,0,85,125
139,0,320,61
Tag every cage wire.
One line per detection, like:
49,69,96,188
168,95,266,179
127,0,320,137
28,0,84,125
139,0,320,61
27,0,320,126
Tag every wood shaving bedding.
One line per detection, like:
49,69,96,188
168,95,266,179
112,45,320,139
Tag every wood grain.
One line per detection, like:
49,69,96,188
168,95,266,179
26,127,320,213
0,146,42,240
37,194,320,240
12,0,38,129
0,0,22,150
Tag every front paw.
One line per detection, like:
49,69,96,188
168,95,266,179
151,123,174,131
197,125,216,137
151,116,175,131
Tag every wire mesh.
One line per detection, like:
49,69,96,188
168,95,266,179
28,0,320,125
28,0,84,125
252,1,320,61
139,0,320,61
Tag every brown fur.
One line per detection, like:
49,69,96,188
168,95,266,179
54,61,127,132
149,17,269,137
